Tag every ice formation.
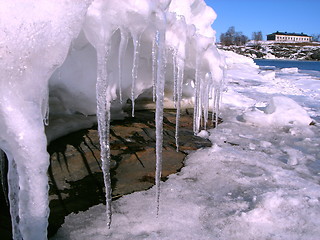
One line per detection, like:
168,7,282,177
241,96,313,127
0,0,223,239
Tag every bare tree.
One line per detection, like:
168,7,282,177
251,31,263,49
252,31,263,41
311,34,320,42
220,26,248,46
235,32,248,46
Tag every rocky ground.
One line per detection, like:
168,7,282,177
0,109,220,239
218,42,320,61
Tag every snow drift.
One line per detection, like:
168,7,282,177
241,96,313,127
0,0,223,239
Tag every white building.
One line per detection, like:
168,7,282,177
267,31,312,42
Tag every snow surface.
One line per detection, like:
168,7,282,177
53,53,320,240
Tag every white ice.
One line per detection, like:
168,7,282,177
0,1,92,239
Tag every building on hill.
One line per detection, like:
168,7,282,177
267,31,312,42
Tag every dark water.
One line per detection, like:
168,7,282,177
254,59,320,71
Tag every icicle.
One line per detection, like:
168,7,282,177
212,91,216,125
211,66,224,128
152,31,159,102
175,58,184,151
43,91,50,126
43,105,49,126
215,87,221,127
199,75,204,129
96,39,112,227
201,75,207,130
41,74,50,126
202,73,212,130
193,54,202,134
131,32,142,117
212,86,221,128
118,28,129,104
172,48,178,106
155,13,166,215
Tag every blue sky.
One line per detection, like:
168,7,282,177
204,0,320,41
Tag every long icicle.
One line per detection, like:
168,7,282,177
118,28,129,104
175,58,184,152
202,73,210,130
152,31,159,102
175,58,184,151
131,32,142,117
212,84,217,125
206,81,211,129
212,66,224,128
42,87,50,126
199,73,204,129
215,87,221,127
172,48,178,106
155,13,166,215
96,39,112,227
193,53,202,134
212,86,220,128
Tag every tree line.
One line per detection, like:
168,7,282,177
220,26,320,46
312,34,320,42
220,26,262,46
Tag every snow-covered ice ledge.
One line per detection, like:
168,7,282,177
0,0,224,239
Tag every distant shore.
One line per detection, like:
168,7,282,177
217,41,320,61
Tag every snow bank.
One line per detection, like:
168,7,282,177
0,0,223,239
281,67,299,73
259,70,276,81
221,50,258,70
241,96,313,127
265,52,276,59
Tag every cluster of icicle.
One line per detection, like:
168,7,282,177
0,0,224,239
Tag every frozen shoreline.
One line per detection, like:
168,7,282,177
218,42,320,61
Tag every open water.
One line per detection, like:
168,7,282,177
254,59,320,79
254,59,320,71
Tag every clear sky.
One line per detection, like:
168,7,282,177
204,0,320,41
